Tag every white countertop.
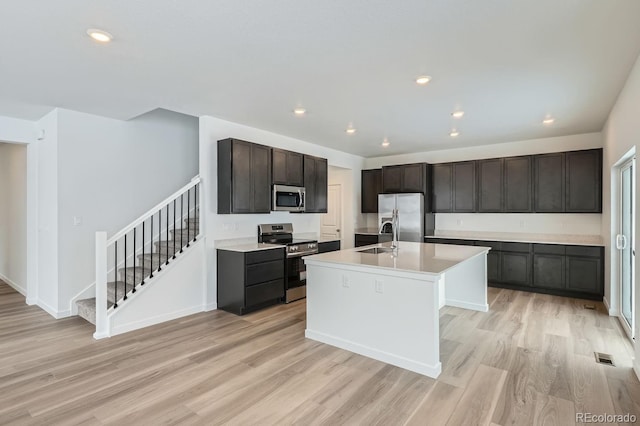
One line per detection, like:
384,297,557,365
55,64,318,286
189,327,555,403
304,241,489,276
216,242,284,252
430,230,604,246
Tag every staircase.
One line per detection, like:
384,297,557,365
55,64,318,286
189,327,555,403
76,216,199,325
75,177,201,337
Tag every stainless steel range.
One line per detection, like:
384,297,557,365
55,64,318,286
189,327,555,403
257,223,318,303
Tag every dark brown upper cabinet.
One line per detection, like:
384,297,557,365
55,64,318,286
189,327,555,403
361,169,382,213
303,155,328,213
271,148,304,187
453,161,477,212
432,163,453,212
432,161,475,212
218,138,272,214
503,156,532,212
382,163,427,194
534,152,565,212
477,158,504,212
565,149,602,213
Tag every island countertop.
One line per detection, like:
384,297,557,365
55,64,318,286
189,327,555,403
304,241,489,276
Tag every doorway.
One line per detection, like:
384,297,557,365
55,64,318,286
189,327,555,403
618,156,635,338
321,184,342,242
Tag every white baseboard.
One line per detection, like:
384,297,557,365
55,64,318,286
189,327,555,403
445,298,489,312
305,329,442,379
37,299,72,319
0,272,26,296
204,302,217,311
602,296,619,316
110,305,204,336
93,331,110,340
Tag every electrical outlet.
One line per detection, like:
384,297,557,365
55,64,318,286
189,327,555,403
342,275,350,288
457,219,463,226
375,280,384,293
519,220,525,228
73,216,83,226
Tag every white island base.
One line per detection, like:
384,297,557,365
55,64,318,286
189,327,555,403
304,242,489,379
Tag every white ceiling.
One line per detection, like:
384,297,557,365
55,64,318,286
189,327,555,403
1,0,639,158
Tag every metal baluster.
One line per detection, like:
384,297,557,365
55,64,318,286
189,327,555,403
150,214,155,277
194,184,198,241
158,209,162,271
113,241,118,308
165,204,170,266
123,234,128,301
186,188,191,248
180,193,184,253
173,199,176,259
141,221,146,285
132,227,137,294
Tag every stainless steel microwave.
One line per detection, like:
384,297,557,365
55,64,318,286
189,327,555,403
273,185,305,212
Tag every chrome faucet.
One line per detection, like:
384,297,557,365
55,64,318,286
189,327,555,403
379,208,399,250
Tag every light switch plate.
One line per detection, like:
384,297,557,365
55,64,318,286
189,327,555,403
73,216,83,226
375,280,384,293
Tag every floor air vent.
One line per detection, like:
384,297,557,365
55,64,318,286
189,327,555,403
583,304,596,310
594,352,615,366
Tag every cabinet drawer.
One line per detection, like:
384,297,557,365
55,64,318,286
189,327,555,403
565,245,602,257
501,242,531,253
246,260,284,286
425,238,458,245
245,249,285,265
355,234,379,247
449,239,476,246
245,279,284,307
533,244,565,255
475,240,501,251
318,241,340,253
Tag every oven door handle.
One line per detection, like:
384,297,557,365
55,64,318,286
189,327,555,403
287,251,318,258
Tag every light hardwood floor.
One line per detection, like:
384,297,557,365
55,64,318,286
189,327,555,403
1,280,638,425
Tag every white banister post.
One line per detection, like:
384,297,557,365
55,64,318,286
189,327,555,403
94,232,110,339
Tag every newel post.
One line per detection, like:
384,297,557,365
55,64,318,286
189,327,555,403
94,231,110,339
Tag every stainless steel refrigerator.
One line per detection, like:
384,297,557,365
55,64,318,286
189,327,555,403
378,193,424,242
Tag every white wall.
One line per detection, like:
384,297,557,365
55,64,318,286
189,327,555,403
55,108,199,312
36,110,60,315
328,166,357,249
363,132,604,235
199,116,365,308
364,133,602,168
0,116,35,145
0,143,27,294
601,52,640,377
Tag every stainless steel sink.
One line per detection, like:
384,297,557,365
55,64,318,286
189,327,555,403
357,247,395,254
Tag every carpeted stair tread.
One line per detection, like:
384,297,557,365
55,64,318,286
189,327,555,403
76,298,115,325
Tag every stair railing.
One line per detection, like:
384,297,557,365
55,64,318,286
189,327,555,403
94,176,200,339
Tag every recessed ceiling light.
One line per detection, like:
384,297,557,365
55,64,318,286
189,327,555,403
542,117,555,125
346,127,356,134
415,75,432,85
381,138,390,148
450,129,460,137
451,111,465,119
293,107,306,115
87,29,113,43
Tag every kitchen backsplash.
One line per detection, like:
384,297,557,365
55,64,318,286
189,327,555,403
364,213,601,236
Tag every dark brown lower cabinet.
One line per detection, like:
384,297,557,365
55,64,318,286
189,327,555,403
487,251,501,282
426,237,603,300
500,251,532,286
217,247,285,315
355,233,392,247
318,240,341,253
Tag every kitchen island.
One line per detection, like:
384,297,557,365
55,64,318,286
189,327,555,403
303,241,490,378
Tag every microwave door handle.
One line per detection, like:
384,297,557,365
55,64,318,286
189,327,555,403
298,190,304,209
